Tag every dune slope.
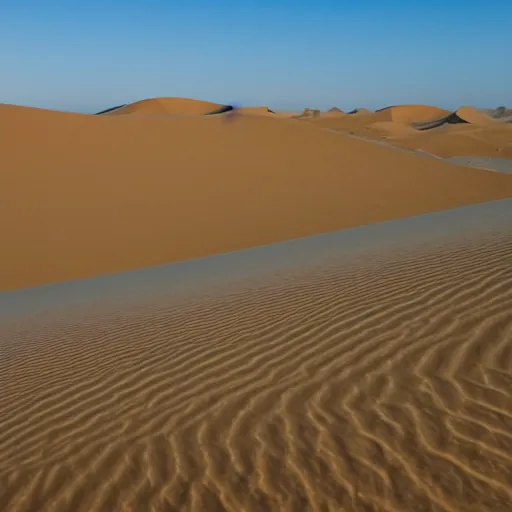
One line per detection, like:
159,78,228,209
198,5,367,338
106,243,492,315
1,104,511,290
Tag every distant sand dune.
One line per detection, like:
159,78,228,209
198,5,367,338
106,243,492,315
312,105,450,132
307,104,511,159
97,98,275,117
377,104,452,124
99,97,227,116
1,103,512,289
237,106,275,116
1,227,512,511
414,106,506,131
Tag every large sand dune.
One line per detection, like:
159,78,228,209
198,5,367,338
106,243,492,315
377,104,452,124
414,106,506,131
99,97,227,116
1,103,511,290
97,98,276,117
1,212,511,511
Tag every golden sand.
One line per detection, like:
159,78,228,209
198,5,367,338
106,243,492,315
1,227,511,511
1,103,511,290
2,96,512,511
307,104,512,159
103,97,225,116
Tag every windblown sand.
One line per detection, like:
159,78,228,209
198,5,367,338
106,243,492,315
1,221,512,511
1,103,512,290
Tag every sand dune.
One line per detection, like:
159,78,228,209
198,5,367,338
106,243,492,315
310,105,449,132
98,98,275,117
100,97,227,116
414,106,506,131
455,106,502,126
377,104,452,124
1,103,512,290
1,218,511,511
312,105,449,132
397,126,512,159
307,104,511,159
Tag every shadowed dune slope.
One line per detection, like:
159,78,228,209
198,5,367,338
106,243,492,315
415,106,506,131
1,226,512,511
456,106,504,126
100,97,227,116
1,104,512,289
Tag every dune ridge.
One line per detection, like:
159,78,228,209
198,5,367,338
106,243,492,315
96,98,276,117
1,224,512,511
1,103,511,290
99,97,227,116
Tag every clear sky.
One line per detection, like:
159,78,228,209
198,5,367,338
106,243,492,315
1,0,511,113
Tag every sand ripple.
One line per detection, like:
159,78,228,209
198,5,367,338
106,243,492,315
1,231,512,511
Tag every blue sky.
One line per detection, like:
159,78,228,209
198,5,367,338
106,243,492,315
1,0,511,113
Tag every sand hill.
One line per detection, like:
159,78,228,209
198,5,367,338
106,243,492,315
311,105,451,132
99,97,228,116
1,103,511,290
98,98,276,117
377,104,452,124
414,106,505,130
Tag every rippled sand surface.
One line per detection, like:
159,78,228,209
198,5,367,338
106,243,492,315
1,204,512,511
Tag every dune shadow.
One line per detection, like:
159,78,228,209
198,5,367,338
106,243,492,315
94,105,127,115
204,105,235,115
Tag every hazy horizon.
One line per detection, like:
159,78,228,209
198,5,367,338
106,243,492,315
2,0,511,113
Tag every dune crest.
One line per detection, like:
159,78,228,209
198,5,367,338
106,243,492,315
100,97,227,116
